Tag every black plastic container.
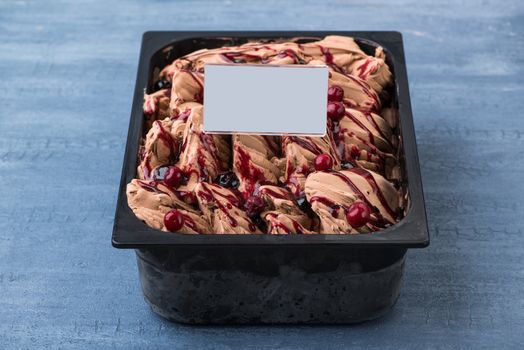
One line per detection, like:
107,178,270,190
113,31,429,324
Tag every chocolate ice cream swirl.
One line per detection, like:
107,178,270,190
257,185,314,234
350,46,392,97
264,213,314,234
300,36,393,96
279,134,340,197
169,68,204,109
195,182,262,234
170,102,200,137
233,135,280,198
333,107,398,178
305,168,399,234
143,88,171,127
138,102,206,180
127,179,211,233
329,70,381,114
176,105,230,190
137,118,179,180
257,185,303,215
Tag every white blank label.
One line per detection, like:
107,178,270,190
203,64,328,136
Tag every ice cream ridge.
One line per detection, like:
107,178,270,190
127,35,406,235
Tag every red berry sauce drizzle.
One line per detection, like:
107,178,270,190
355,58,378,80
196,184,256,232
258,186,293,201
265,213,310,234
136,180,165,194
234,145,267,198
331,109,391,170
172,108,191,122
178,212,199,231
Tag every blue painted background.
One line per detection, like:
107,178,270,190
1,0,523,349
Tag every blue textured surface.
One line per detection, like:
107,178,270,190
1,0,523,349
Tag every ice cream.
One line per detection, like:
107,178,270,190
143,88,171,128
127,35,403,234
194,182,262,234
304,168,399,234
233,135,280,198
127,179,210,233
257,185,315,234
174,104,230,189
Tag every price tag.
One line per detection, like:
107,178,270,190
203,64,328,136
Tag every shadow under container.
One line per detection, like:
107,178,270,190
112,31,429,324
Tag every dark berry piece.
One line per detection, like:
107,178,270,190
296,196,312,214
346,201,371,228
152,79,171,92
244,195,265,217
214,172,239,189
327,102,345,121
314,154,333,171
164,166,184,188
164,210,184,232
251,215,268,232
341,160,355,169
328,86,344,102
151,165,170,181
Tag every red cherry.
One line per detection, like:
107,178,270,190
346,201,371,228
164,166,184,188
327,102,345,121
314,154,333,171
328,86,344,102
164,210,185,232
